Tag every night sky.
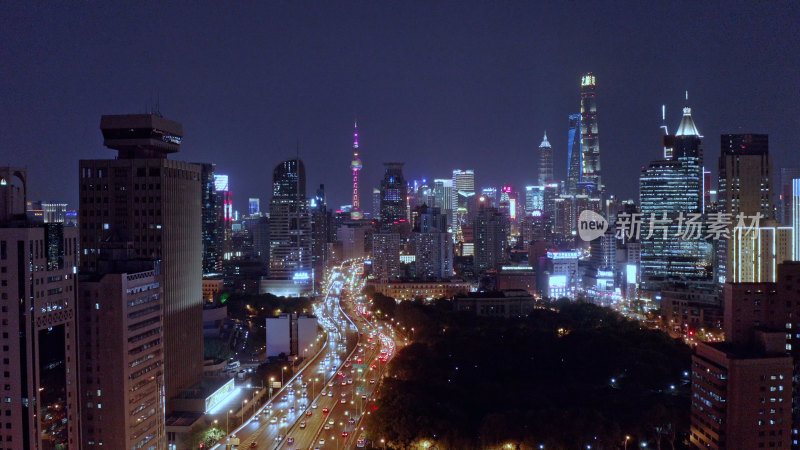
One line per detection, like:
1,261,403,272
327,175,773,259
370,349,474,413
3,2,799,211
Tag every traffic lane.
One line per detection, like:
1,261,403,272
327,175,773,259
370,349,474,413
235,335,346,448
286,343,378,448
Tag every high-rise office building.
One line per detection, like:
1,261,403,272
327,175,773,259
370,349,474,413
718,134,772,217
778,168,800,225
579,73,601,193
718,134,772,282
251,215,270,268
199,163,219,273
691,262,800,449
452,169,475,241
268,158,312,288
691,336,792,449
214,174,233,261
432,178,453,222
350,121,364,220
566,113,582,195
78,247,165,449
524,185,544,215
794,179,800,261
372,232,401,281
248,197,260,216
372,188,381,220
537,131,553,186
80,113,203,412
731,225,792,282
473,196,509,273
380,163,407,223
0,167,80,449
311,184,329,292
413,205,453,279
639,105,712,291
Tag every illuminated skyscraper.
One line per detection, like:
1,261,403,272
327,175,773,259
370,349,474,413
80,113,203,414
199,163,219,273
268,158,312,290
566,114,582,195
580,73,601,193
525,185,544,215
451,169,475,240
214,174,233,261
474,196,509,273
718,134,772,281
794,179,800,260
380,163,407,223
639,104,712,290
372,232,401,281
350,121,363,220
413,205,453,279
432,178,453,220
537,131,552,186
249,197,260,216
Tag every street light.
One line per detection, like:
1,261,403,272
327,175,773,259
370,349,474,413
282,366,288,386
624,435,631,450
241,399,248,424
269,376,275,400
227,409,233,434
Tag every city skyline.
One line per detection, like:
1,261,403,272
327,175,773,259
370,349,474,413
3,3,800,210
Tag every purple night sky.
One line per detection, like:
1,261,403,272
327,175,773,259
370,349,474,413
2,2,799,210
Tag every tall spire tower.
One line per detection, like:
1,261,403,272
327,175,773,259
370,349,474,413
579,73,601,194
538,130,553,185
350,120,363,220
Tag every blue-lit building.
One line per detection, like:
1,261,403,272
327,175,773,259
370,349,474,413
379,162,407,223
566,113,582,195
639,105,714,293
266,158,312,295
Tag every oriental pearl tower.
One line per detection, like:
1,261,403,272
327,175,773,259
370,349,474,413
350,120,363,220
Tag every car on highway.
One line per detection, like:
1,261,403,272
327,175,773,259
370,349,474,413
323,407,330,413
250,443,258,448
328,419,335,425
370,379,375,384
270,416,277,424
324,424,331,430
319,439,325,446
342,431,350,438
312,403,318,409
287,437,295,444
327,391,333,397
340,397,346,404
347,379,353,384
300,422,306,429
306,410,312,416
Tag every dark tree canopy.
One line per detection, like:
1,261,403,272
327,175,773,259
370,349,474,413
365,299,690,449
